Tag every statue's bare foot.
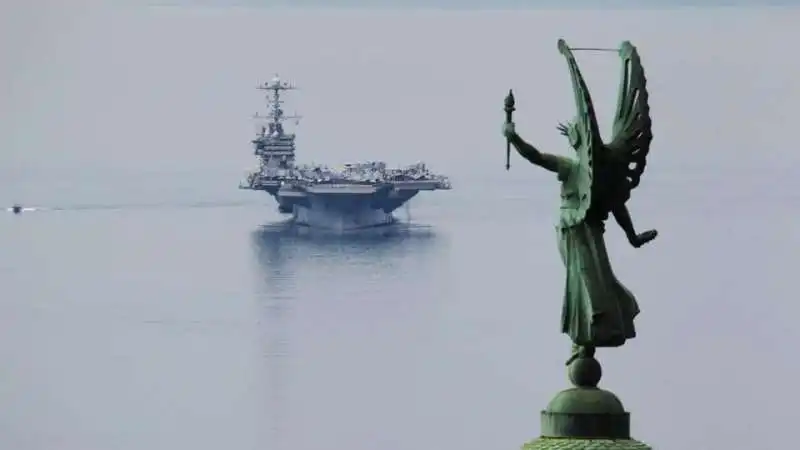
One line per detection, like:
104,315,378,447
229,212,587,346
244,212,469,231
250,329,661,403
566,344,596,365
566,345,582,366
632,229,658,248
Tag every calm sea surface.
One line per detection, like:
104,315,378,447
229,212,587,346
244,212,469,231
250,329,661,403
2,7,800,450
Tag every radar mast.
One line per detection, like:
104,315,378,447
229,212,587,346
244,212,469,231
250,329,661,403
254,74,302,138
251,74,301,169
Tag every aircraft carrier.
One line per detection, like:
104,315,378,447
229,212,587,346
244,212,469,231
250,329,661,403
239,75,451,230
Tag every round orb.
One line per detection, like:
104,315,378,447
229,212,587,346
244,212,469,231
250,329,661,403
568,356,602,388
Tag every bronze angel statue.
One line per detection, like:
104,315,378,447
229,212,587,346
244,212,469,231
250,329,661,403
502,39,657,365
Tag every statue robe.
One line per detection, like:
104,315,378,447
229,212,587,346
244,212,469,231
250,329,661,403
555,158,639,348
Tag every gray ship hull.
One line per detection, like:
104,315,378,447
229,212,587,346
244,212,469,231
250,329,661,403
250,181,294,213
293,202,396,229
276,183,421,230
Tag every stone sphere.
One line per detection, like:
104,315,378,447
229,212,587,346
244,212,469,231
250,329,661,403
568,356,602,388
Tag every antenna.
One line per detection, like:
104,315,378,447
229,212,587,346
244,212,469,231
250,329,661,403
252,74,302,127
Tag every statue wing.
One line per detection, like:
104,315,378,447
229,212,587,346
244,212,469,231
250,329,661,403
557,39,605,223
607,41,653,194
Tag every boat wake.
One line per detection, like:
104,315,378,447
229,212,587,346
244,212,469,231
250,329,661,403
5,206,38,213
4,200,259,214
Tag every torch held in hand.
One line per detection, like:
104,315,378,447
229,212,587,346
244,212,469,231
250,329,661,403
504,89,515,170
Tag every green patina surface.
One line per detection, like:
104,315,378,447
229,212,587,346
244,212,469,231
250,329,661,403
502,39,658,449
523,438,651,450
503,39,656,364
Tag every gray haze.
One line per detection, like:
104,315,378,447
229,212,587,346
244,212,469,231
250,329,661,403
154,0,800,8
2,5,799,450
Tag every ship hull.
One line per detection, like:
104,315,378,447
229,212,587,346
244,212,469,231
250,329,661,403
289,187,403,230
292,203,396,230
245,181,444,230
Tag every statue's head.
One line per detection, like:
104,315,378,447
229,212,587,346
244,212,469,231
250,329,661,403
557,119,581,151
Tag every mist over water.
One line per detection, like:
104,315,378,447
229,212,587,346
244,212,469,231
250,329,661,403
2,5,799,450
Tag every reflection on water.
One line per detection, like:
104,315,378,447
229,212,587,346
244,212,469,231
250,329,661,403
252,219,438,243
254,263,291,450
251,220,440,272
3,200,258,214
249,221,444,450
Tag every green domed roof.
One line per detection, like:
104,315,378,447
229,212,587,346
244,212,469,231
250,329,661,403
546,387,625,415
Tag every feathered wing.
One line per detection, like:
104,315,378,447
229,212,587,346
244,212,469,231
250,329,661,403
607,41,653,198
557,39,605,224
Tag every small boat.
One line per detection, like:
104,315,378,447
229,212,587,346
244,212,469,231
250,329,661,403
11,204,22,214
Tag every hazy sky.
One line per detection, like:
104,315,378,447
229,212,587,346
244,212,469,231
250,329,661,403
4,4,800,182
155,0,800,7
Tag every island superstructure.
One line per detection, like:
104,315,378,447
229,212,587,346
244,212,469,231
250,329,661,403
239,75,451,230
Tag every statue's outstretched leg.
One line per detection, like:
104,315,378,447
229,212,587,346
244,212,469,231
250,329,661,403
566,343,596,366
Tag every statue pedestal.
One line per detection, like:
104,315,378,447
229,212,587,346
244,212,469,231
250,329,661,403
523,356,651,450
